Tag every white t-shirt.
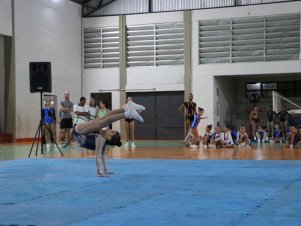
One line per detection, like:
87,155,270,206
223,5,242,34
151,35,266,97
203,131,213,138
213,132,225,141
89,106,99,120
224,131,234,145
74,104,89,124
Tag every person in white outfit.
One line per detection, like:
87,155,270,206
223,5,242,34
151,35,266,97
124,97,139,148
221,124,235,148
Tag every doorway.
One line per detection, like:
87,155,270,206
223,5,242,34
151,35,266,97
214,74,301,136
128,91,184,140
91,92,112,109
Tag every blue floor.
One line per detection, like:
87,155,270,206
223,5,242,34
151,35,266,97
1,158,301,226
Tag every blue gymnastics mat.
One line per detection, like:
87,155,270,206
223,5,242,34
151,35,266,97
0,158,301,226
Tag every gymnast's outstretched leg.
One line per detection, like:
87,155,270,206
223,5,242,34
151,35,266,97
75,102,144,135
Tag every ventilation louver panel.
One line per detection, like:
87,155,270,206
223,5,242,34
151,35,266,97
127,24,155,67
199,19,231,64
156,23,184,66
84,27,119,69
127,22,184,67
231,17,265,63
265,14,300,61
199,13,300,64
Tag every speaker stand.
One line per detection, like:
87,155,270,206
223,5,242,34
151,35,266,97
28,92,63,158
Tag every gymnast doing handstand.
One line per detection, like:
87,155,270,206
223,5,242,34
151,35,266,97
73,101,145,177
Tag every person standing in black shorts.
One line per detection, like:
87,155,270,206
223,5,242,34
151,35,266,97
179,93,197,136
124,97,137,148
278,105,291,140
249,105,260,140
59,91,73,145
266,105,277,139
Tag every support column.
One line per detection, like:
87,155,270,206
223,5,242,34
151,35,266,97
0,36,4,133
183,11,192,137
119,15,127,139
184,11,192,97
4,0,15,140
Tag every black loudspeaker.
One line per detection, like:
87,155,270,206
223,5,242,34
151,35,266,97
29,62,52,93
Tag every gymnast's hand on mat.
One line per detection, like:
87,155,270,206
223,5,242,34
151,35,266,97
97,170,108,177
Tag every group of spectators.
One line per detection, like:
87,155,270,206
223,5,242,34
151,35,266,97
249,104,291,142
42,91,145,176
42,91,300,150
42,92,138,149
180,93,300,149
249,104,300,148
42,91,110,149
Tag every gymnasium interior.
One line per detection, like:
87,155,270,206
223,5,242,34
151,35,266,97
1,0,301,225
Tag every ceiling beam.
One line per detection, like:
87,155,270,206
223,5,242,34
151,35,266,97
98,0,116,9
84,0,117,17
82,0,97,17
148,0,152,13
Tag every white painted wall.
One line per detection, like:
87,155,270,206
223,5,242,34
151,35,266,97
82,16,119,28
126,66,184,91
214,77,235,126
0,36,4,132
82,16,121,130
192,1,301,131
0,0,12,36
82,2,301,136
82,12,185,131
14,0,81,139
82,16,120,100
126,11,185,93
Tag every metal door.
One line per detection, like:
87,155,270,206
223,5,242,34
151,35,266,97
128,92,184,140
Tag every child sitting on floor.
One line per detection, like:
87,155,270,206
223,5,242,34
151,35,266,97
237,126,250,149
199,124,212,149
209,123,225,148
285,126,300,148
221,124,235,148
270,123,282,143
255,125,268,143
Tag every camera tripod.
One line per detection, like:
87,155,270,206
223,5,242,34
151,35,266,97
28,92,63,157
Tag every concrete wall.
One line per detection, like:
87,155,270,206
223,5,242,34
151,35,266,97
126,11,184,92
0,0,12,36
14,0,81,139
82,1,301,135
82,16,120,130
0,0,12,134
82,16,120,99
82,12,185,131
192,1,301,130
214,77,236,127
